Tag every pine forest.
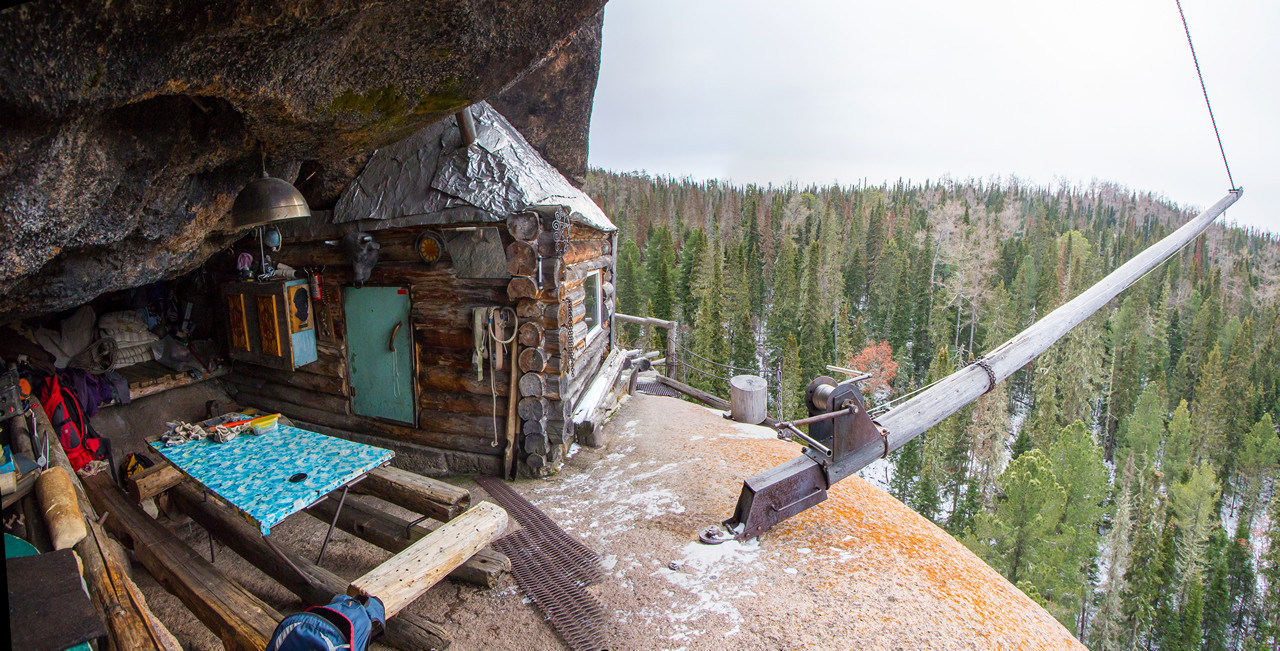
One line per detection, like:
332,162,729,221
584,169,1280,650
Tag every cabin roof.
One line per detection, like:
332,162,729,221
334,102,615,233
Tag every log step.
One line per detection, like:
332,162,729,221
306,495,510,589
357,466,470,522
348,502,508,619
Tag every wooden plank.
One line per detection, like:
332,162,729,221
306,496,509,589
82,472,281,651
231,362,347,397
7,549,108,650
37,406,178,651
168,482,451,651
128,366,230,401
126,462,184,502
572,348,627,447
358,466,470,522
226,377,351,416
348,502,507,618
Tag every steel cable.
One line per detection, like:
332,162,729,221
1175,0,1237,191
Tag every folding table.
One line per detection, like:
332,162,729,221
151,414,393,571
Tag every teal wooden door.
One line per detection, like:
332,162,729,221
344,287,415,424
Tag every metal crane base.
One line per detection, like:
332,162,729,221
725,455,828,541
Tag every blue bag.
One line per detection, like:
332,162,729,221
267,595,385,651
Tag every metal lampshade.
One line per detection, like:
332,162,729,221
231,174,311,229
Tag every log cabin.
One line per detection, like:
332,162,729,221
223,102,618,478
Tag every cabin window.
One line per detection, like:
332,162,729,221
584,270,602,334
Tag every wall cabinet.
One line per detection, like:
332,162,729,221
221,279,318,370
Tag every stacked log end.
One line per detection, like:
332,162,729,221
506,207,616,477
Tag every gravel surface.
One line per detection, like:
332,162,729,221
134,393,1084,650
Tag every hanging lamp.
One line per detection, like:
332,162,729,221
231,172,311,230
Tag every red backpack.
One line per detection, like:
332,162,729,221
37,374,103,472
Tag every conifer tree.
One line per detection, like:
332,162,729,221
1046,420,1107,632
799,240,830,379
643,225,676,346
1191,343,1229,470
691,243,729,395
616,238,644,341
1165,400,1194,482
1225,515,1256,648
779,334,804,421
966,450,1065,594
1121,465,1169,648
1256,491,1280,650
1170,461,1221,647
675,228,707,327
766,234,800,365
1236,413,1279,520
1201,528,1231,651
967,385,1011,505
1092,454,1136,651
1119,383,1165,466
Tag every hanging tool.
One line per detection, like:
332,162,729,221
485,307,517,449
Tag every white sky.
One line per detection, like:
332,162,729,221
587,0,1279,233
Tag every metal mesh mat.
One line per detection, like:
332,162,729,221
475,477,609,650
634,379,680,398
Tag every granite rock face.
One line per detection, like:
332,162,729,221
492,10,605,188
0,0,607,320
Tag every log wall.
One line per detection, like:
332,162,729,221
226,216,616,478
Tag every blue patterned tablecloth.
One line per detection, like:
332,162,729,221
154,416,393,535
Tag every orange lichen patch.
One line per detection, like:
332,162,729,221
711,433,1084,650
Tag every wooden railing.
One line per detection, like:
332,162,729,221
613,313,677,379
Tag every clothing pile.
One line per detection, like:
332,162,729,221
161,420,253,447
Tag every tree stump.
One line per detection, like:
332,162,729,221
729,375,768,425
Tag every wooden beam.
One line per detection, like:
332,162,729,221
357,466,470,523
82,472,281,651
614,313,677,329
168,482,450,651
126,462,184,503
127,366,230,401
572,349,627,447
348,502,508,619
655,373,729,410
37,407,179,651
305,495,509,589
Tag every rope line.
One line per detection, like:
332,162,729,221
674,339,765,375
1175,0,1237,191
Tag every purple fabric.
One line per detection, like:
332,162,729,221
58,369,117,417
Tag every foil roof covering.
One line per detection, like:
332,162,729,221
334,102,614,232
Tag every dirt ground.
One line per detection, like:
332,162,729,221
132,392,1083,650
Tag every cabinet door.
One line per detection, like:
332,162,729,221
343,287,415,425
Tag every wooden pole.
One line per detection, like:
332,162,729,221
37,407,179,651
828,188,1243,483
348,502,508,619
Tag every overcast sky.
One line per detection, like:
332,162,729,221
587,0,1278,233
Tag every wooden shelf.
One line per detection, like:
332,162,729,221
109,361,229,403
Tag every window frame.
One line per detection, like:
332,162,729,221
583,269,603,337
